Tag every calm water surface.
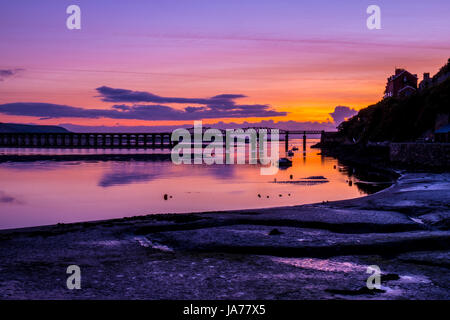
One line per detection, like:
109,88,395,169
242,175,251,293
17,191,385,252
0,139,392,230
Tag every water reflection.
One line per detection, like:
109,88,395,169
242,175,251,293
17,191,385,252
0,191,20,204
0,139,393,230
99,171,159,187
98,162,165,187
336,161,395,194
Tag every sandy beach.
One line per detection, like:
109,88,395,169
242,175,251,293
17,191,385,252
0,172,449,299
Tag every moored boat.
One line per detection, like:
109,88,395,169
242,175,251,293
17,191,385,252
278,157,292,167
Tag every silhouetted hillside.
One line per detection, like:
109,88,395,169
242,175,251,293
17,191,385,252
0,123,70,133
338,77,450,143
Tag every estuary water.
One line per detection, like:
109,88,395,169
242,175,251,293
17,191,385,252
0,139,393,230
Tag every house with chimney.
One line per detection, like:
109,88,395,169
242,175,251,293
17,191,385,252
419,58,450,90
419,72,432,90
384,68,418,98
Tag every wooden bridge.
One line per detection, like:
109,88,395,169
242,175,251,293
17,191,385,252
0,129,326,151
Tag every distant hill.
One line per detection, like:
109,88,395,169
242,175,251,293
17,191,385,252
338,72,450,143
0,123,70,133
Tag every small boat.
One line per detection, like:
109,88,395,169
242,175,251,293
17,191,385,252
287,150,294,157
278,157,292,168
292,146,299,151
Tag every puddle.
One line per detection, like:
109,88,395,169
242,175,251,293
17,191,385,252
134,236,174,252
398,275,431,284
400,183,450,192
271,257,367,273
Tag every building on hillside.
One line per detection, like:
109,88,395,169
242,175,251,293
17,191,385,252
433,58,450,84
384,68,418,98
419,58,450,91
419,73,432,90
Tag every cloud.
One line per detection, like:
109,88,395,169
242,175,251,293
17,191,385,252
0,102,116,119
137,33,450,51
0,87,286,121
96,86,246,106
0,101,286,121
329,106,358,125
0,68,23,81
94,86,286,119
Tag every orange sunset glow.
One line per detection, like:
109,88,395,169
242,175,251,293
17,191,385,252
1,1,449,130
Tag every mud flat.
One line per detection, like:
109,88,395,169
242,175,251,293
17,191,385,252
0,172,449,299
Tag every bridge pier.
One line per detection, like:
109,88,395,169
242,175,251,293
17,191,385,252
285,132,289,152
303,132,307,150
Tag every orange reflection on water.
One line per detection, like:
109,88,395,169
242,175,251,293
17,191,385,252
0,139,368,230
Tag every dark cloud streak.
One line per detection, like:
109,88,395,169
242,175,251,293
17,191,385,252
0,86,286,120
96,86,246,106
0,101,286,121
0,68,23,81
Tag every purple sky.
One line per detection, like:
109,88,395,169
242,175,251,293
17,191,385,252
0,0,449,130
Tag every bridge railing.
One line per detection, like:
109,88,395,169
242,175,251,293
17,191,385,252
0,130,328,149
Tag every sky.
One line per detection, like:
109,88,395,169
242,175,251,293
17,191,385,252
0,0,449,130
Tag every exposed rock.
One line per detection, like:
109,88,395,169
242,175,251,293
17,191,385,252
268,228,283,236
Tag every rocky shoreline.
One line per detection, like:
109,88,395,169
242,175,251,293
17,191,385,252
0,172,449,299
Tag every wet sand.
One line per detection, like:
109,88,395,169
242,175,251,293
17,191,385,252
0,172,449,299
